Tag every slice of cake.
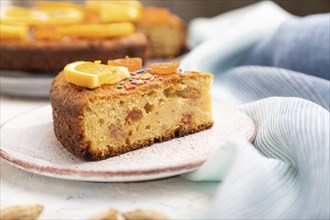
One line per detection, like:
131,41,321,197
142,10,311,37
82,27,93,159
50,59,213,161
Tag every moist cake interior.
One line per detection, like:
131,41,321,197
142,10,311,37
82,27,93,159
83,77,212,157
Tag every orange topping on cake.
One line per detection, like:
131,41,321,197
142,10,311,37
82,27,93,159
108,57,142,72
150,62,180,74
56,23,135,38
35,1,83,10
99,4,141,23
34,26,60,41
0,24,28,40
63,59,182,89
139,7,171,25
86,0,143,10
64,61,130,89
0,6,84,26
85,0,142,23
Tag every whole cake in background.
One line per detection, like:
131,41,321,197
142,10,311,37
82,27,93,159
50,58,213,161
137,6,186,58
0,0,186,73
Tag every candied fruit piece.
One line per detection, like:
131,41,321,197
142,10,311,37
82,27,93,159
150,62,180,74
108,57,142,72
126,108,143,125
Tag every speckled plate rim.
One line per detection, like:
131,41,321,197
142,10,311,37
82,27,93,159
0,150,205,182
0,103,256,182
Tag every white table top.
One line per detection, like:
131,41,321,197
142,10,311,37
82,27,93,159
0,95,218,219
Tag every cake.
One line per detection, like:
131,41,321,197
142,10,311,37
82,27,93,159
0,2,147,73
136,7,186,58
0,33,147,73
0,1,186,73
50,59,213,161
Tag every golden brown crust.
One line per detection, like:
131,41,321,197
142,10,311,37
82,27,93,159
52,106,90,160
50,71,212,114
95,122,213,161
50,71,213,161
0,33,147,73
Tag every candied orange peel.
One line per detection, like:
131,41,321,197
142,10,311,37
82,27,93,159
108,57,142,72
150,62,180,74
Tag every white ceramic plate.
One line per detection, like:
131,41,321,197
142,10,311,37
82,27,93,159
0,103,255,182
0,70,55,98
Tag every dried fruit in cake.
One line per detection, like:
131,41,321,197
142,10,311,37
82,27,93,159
108,57,142,72
0,7,84,26
64,61,130,89
150,61,180,74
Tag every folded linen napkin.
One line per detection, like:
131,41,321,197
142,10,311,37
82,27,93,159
181,2,330,219
184,81,329,219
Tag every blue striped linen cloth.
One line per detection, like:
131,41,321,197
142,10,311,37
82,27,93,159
181,2,330,219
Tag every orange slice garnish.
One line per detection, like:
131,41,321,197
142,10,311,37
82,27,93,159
85,0,142,22
99,4,141,23
0,23,28,40
64,61,130,89
150,62,180,74
34,1,95,24
85,0,142,11
56,23,135,38
0,6,84,26
108,57,142,72
35,1,82,9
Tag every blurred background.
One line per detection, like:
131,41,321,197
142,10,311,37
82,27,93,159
2,0,330,22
